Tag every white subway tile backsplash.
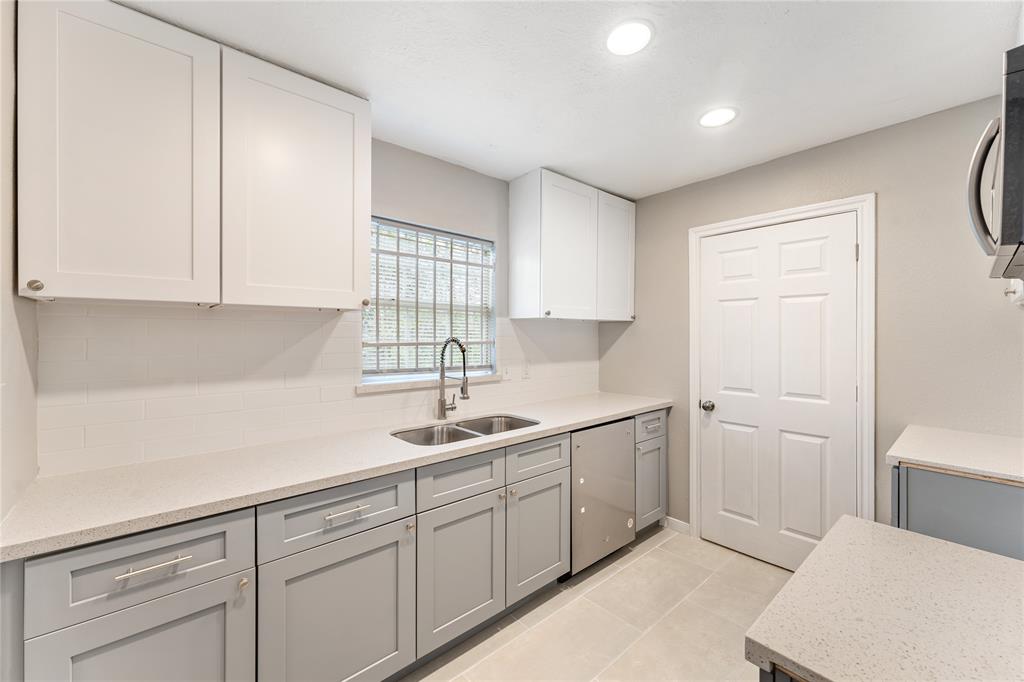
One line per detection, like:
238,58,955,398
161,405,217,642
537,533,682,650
35,304,599,477
145,393,244,419
39,401,145,430
38,426,85,453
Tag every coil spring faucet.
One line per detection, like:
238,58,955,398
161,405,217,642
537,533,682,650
437,336,470,419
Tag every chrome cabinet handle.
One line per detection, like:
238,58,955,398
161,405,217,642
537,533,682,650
644,422,659,431
324,504,370,522
967,117,1000,256
114,554,193,581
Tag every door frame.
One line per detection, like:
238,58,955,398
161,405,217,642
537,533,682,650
687,194,877,538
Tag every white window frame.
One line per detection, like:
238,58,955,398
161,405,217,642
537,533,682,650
360,216,497,388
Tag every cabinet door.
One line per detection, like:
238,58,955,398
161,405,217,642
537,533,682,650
25,570,255,682
506,468,570,605
17,1,221,303
417,490,506,657
636,436,668,530
258,517,416,681
222,48,370,309
596,191,636,321
540,170,598,319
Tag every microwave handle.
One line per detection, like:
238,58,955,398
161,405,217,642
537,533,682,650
967,117,1000,256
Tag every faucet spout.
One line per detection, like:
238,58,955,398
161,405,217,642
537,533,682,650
437,336,469,420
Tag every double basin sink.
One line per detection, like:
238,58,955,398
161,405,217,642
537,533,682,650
392,415,539,446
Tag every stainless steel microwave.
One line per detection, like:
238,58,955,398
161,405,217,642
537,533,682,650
969,43,1024,280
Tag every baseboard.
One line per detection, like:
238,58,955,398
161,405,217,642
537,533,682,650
664,516,691,535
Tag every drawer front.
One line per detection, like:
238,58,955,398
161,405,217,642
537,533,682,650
416,449,506,512
256,470,414,564
25,569,255,682
25,509,254,639
634,410,667,442
506,434,570,484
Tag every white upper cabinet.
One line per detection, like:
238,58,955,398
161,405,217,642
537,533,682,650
596,191,635,321
17,1,221,303
509,169,634,321
222,49,370,309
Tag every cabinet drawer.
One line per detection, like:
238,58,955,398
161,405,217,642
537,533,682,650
25,569,255,682
24,509,254,639
634,410,667,442
416,449,506,512
256,470,414,564
506,434,570,483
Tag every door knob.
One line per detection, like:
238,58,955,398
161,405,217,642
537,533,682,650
700,400,716,412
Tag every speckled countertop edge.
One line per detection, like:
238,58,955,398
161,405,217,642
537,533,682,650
745,516,1024,682
884,425,1024,484
0,392,671,561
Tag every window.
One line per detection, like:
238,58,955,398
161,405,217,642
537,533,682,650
362,217,496,380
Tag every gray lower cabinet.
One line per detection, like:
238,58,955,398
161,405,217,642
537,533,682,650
416,488,506,658
892,465,1024,560
636,435,668,530
24,569,255,682
506,467,571,605
258,516,416,681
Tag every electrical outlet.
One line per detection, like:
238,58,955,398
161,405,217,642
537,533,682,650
501,366,512,381
522,363,531,380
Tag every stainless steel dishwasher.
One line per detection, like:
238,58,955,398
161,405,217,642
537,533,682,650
571,419,636,574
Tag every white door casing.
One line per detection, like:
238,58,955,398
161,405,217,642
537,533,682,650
18,1,221,303
689,196,875,571
221,48,370,309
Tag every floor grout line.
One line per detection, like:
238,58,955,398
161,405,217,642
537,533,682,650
454,527,679,682
587,541,751,682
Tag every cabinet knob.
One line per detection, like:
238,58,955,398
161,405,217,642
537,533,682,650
406,521,416,533
544,310,551,317
361,298,371,307
238,577,250,591
630,314,636,321
509,488,517,497
498,492,507,502
26,279,44,292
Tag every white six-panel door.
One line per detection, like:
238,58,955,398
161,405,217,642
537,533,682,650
222,48,370,309
17,1,221,303
699,212,858,570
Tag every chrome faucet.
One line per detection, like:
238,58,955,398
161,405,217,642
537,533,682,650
437,336,470,419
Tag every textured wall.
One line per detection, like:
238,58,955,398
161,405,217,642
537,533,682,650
34,142,598,476
599,96,1024,524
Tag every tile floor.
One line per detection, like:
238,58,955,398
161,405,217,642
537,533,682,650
401,525,792,682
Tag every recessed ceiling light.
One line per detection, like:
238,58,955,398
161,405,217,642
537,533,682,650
606,22,652,56
699,108,738,128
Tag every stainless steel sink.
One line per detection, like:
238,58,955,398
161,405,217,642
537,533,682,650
391,424,481,446
392,414,540,445
454,415,540,435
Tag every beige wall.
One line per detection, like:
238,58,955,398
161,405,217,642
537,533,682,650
0,0,38,519
372,139,511,317
599,96,1024,523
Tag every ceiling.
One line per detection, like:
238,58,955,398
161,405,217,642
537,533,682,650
126,1,1021,199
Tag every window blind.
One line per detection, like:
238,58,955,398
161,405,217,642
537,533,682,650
362,217,496,377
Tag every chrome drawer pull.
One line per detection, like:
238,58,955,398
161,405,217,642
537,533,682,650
644,422,659,431
324,504,371,522
114,554,193,581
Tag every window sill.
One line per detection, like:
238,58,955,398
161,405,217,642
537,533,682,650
355,371,502,395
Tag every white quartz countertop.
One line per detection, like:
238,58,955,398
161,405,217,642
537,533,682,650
745,516,1024,682
884,424,1024,484
0,392,670,561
